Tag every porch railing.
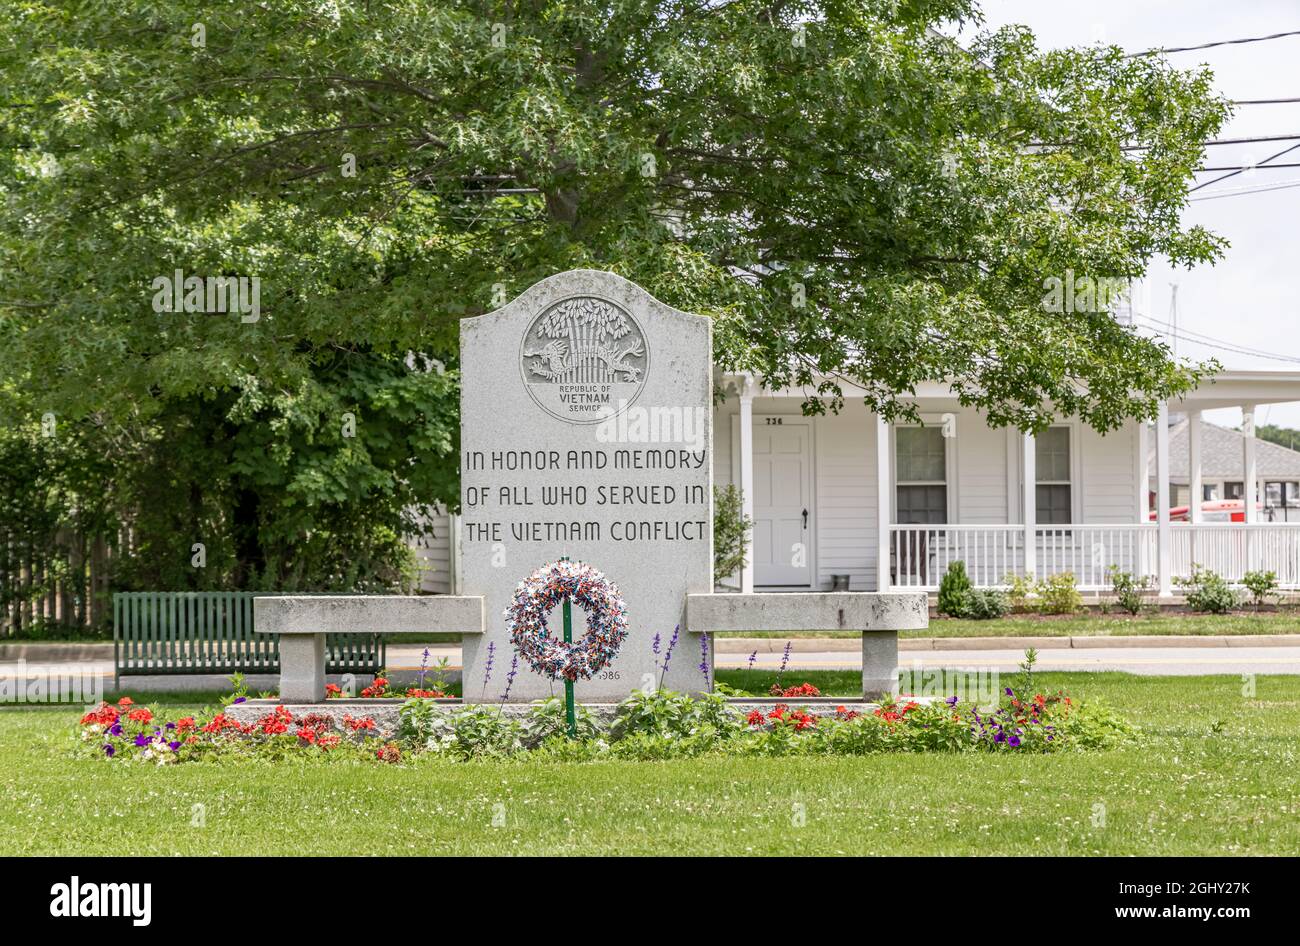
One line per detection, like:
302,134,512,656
888,522,1300,591
1169,524,1300,587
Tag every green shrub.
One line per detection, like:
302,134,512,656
962,588,1009,620
937,561,974,616
1003,572,1035,612
713,484,752,582
1242,570,1279,610
1177,566,1239,614
1107,566,1152,616
1034,572,1082,614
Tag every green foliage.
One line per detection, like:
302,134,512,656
963,588,1010,620
1178,566,1240,614
937,562,1006,618
1035,572,1083,615
1107,566,1153,616
609,687,743,742
1003,572,1036,612
1241,570,1278,610
937,561,974,617
712,485,752,582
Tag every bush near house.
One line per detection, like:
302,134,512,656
1107,567,1154,616
713,485,752,582
937,562,1008,620
1242,570,1279,610
1034,573,1083,615
937,561,974,617
1177,566,1240,615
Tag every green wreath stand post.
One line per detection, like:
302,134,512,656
561,556,576,739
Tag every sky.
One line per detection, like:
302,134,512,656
957,0,1300,429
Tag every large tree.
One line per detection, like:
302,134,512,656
1,0,1227,587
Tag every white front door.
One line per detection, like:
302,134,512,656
753,418,814,586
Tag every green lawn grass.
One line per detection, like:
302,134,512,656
1,671,1298,855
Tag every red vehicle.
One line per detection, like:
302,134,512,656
1150,499,1265,523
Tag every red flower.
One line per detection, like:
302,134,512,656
375,742,401,763
324,683,342,698
176,716,196,732
343,714,376,732
317,733,341,750
80,703,119,727
127,708,154,724
746,709,766,726
116,697,134,707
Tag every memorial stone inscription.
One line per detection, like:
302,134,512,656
460,270,713,700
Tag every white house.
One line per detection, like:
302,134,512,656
417,369,1300,596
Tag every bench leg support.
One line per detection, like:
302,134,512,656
279,634,326,702
862,631,899,702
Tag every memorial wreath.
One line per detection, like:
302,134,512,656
505,559,628,681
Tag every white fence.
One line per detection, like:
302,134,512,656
887,523,1300,591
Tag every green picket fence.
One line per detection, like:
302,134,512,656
113,592,385,686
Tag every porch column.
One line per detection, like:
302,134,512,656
1136,418,1150,578
1243,404,1258,572
738,376,756,594
876,414,891,592
1243,404,1259,524
1188,410,1204,524
1156,401,1173,597
1022,431,1036,580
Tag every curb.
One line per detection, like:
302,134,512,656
0,643,114,661
715,634,1300,654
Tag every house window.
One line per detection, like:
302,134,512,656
1265,481,1299,508
1224,481,1244,500
1035,426,1072,524
1203,484,1218,502
896,426,947,524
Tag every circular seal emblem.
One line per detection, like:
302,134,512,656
520,295,649,425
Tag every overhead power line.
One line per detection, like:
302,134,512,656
1127,29,1300,58
1196,163,1300,171
1233,98,1300,105
1189,141,1300,192
1189,178,1300,201
1134,314,1300,365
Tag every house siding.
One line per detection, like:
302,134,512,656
1080,422,1138,523
412,508,455,594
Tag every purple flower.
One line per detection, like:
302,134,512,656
777,640,792,686
103,744,115,757
482,641,496,694
945,695,959,706
168,740,181,751
233,696,247,704
499,654,519,702
658,625,680,687
652,633,661,657
108,722,123,737
1004,687,1013,697
1007,734,1021,748
698,633,712,689
418,647,431,688
165,722,176,730
133,734,150,747
747,649,757,671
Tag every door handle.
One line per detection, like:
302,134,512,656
802,509,808,529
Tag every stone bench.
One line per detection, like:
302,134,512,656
685,592,929,699
253,596,485,701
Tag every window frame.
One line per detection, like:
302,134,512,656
1033,424,1077,526
891,417,957,525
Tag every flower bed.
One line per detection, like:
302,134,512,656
77,682,1134,766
